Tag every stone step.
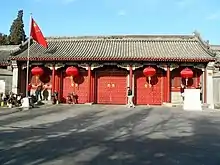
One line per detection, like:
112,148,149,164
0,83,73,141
163,102,210,109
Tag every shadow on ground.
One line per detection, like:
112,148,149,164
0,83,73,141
0,107,220,165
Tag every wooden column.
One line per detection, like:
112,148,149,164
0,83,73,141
59,70,63,102
203,68,207,103
167,65,171,103
52,65,55,94
88,65,91,103
129,65,133,88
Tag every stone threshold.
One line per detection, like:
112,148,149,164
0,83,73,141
162,102,210,108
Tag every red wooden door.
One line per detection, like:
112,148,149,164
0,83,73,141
135,69,164,105
62,69,88,104
96,70,127,104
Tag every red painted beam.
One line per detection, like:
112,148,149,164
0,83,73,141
87,65,91,103
203,68,207,103
52,65,55,94
167,65,171,103
129,65,133,88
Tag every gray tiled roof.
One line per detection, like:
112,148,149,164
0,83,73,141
211,45,220,56
210,45,220,67
12,34,215,62
0,45,20,65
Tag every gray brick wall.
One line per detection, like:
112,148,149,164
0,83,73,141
0,68,12,94
0,75,12,94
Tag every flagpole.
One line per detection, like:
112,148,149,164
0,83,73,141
25,13,32,97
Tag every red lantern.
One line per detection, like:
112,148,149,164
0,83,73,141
143,67,156,77
143,67,156,87
180,67,193,86
66,66,79,77
65,66,79,86
31,66,44,83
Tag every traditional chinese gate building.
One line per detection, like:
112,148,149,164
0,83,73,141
10,33,215,105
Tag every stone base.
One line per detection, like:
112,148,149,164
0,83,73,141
162,102,183,108
183,89,202,111
84,102,94,105
41,100,53,105
171,92,183,103
21,97,30,110
163,102,215,111
183,106,202,111
214,103,220,109
208,104,214,109
162,102,173,107
183,102,202,111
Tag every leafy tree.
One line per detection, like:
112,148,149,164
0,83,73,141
0,33,9,45
9,10,26,45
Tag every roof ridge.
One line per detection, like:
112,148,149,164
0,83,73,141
45,34,196,40
0,45,20,51
45,35,198,42
193,33,215,57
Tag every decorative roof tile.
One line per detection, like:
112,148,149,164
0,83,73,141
12,34,215,62
210,45,220,67
0,45,20,66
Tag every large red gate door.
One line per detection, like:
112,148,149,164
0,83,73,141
62,70,88,104
96,70,127,104
135,69,163,105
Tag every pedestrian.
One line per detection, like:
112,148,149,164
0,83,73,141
54,90,59,104
180,83,185,102
35,83,43,101
2,93,7,106
196,83,202,102
0,93,3,107
127,87,135,108
28,83,32,97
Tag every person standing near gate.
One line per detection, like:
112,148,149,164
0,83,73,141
196,83,202,102
180,83,185,102
35,83,43,101
127,87,135,108
28,83,32,97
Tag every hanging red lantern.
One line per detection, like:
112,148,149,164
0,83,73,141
143,66,156,87
180,67,193,86
31,66,44,83
66,66,79,77
65,66,79,86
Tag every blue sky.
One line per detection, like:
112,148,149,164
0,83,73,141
1,0,220,44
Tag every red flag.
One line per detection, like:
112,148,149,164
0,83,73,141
30,18,48,48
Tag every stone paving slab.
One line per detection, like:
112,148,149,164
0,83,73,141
1,105,220,165
0,104,218,131
0,107,22,116
0,104,59,116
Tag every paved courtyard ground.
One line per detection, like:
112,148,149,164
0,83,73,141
0,104,220,165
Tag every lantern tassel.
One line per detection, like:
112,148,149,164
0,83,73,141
70,76,74,87
186,78,188,86
148,76,152,87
